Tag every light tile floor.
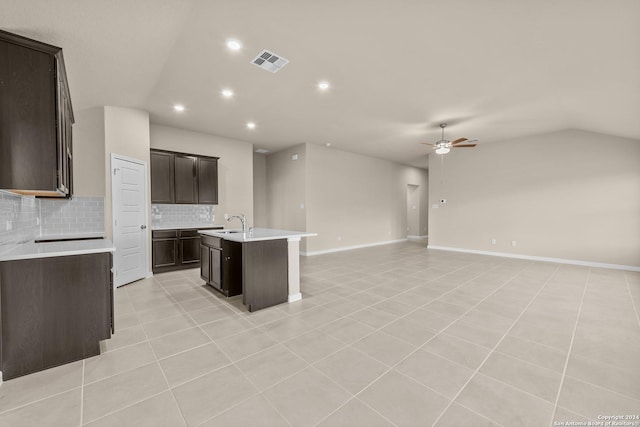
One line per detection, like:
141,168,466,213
1,242,639,426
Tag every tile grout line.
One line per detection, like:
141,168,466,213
79,360,85,427
428,264,562,427
547,269,590,427
624,272,640,331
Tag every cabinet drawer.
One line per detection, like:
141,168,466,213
152,230,177,239
201,235,221,248
179,229,200,238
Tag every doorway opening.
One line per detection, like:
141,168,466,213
407,184,420,239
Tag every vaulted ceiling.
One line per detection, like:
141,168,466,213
3,0,639,167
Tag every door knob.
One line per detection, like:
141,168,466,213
140,225,147,230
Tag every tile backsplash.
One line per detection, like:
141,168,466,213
40,196,105,236
0,191,40,254
152,204,215,228
0,192,105,255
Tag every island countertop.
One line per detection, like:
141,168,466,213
198,228,317,243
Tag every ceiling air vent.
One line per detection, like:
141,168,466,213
251,49,289,73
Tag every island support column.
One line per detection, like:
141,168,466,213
287,237,302,302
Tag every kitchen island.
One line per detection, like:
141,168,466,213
198,228,316,311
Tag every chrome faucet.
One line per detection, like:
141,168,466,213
227,214,248,233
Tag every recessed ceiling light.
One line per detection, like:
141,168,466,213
173,104,185,112
221,89,234,98
226,39,242,51
317,81,330,91
246,122,256,129
325,143,332,147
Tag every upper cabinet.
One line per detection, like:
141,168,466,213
197,156,219,205
174,154,197,204
150,149,218,205
150,151,174,203
0,30,74,197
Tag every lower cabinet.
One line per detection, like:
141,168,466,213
200,235,242,297
0,252,113,380
152,227,222,273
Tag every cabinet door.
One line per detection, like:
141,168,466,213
150,151,174,203
200,244,211,282
152,239,178,269
222,240,243,296
210,247,222,288
180,237,201,265
197,157,218,204
0,40,58,192
174,154,197,204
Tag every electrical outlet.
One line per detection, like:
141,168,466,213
337,236,341,241
491,238,497,245
511,240,517,247
6,220,12,231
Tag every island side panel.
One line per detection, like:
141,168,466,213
242,239,288,312
287,238,302,302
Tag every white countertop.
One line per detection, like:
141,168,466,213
152,224,225,230
198,228,317,243
0,239,115,262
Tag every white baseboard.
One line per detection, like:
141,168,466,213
301,239,408,256
427,245,640,272
288,293,302,303
407,235,428,239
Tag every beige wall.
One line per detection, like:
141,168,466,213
428,129,640,268
262,143,429,254
266,144,307,252
72,107,105,197
103,107,151,239
304,143,428,254
253,152,268,228
150,124,254,226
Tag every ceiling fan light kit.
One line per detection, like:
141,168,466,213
421,123,478,154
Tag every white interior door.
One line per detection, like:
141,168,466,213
111,154,148,287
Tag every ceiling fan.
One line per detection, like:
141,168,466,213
421,123,478,154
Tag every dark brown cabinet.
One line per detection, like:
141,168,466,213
0,252,113,380
150,149,218,204
197,157,219,204
179,230,201,265
0,30,74,197
152,230,178,270
200,235,242,297
152,227,222,273
150,151,174,203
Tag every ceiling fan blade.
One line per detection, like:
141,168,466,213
420,142,435,146
450,138,468,145
452,144,477,148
